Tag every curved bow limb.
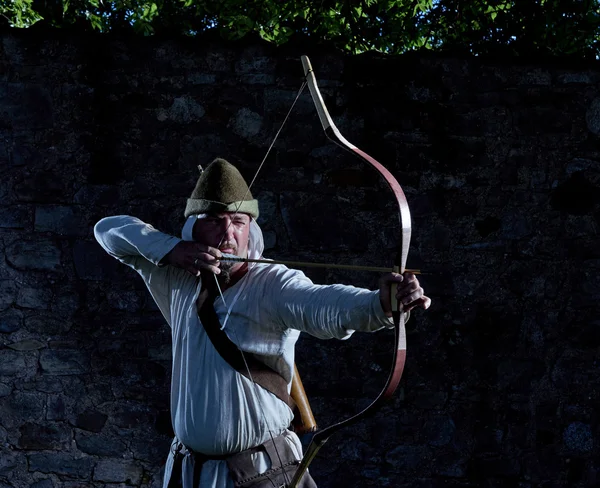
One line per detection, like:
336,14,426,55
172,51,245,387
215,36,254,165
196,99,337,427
287,56,412,488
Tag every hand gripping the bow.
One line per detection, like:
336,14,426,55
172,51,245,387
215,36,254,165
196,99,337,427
286,56,412,488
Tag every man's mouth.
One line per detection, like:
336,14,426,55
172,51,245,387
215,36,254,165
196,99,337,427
219,244,237,254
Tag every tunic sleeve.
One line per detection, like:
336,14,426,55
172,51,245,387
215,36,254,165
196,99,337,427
93,215,183,326
271,268,394,340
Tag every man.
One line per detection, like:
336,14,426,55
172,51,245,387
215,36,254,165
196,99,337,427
94,158,431,488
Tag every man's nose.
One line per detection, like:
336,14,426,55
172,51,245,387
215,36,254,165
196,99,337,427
222,219,235,239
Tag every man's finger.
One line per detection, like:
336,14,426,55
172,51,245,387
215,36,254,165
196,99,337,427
204,246,222,259
404,296,432,312
196,247,221,260
395,281,420,297
402,272,417,282
192,259,221,275
384,273,404,284
397,287,424,304
198,252,219,264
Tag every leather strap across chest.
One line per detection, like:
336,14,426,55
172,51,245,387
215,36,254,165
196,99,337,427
195,278,296,411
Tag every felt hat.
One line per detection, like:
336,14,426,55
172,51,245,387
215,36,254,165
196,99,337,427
184,158,259,219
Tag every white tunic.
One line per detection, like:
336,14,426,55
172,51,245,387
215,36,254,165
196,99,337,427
94,215,393,487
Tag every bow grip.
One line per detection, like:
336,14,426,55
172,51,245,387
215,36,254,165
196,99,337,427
391,265,401,314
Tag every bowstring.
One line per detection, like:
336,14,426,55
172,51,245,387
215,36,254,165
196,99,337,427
212,79,308,485
217,79,308,238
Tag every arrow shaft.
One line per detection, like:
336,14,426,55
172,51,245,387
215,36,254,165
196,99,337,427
220,256,420,274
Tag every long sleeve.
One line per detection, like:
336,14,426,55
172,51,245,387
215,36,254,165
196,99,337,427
267,267,393,340
93,215,183,325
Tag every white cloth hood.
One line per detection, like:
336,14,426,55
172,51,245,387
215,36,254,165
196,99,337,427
181,214,265,266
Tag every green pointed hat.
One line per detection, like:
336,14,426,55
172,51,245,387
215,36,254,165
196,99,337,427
184,158,259,219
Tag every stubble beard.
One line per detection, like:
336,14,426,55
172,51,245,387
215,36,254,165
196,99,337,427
219,260,234,285
218,242,238,285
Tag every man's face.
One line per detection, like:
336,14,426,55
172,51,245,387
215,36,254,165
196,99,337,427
192,212,251,275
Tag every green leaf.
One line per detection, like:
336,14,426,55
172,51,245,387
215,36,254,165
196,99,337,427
1,0,598,59
2,0,44,28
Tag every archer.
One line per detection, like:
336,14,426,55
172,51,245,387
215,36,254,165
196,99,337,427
94,158,430,487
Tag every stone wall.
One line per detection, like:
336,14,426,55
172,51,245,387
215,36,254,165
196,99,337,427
1,28,599,487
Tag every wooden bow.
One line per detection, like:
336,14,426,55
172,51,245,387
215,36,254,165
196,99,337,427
286,56,412,487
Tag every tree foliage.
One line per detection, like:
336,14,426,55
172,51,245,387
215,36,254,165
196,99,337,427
1,0,599,58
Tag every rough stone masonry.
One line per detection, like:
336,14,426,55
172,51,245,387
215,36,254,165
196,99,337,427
0,27,599,487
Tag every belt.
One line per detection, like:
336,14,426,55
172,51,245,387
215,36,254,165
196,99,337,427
168,440,230,488
167,434,293,488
